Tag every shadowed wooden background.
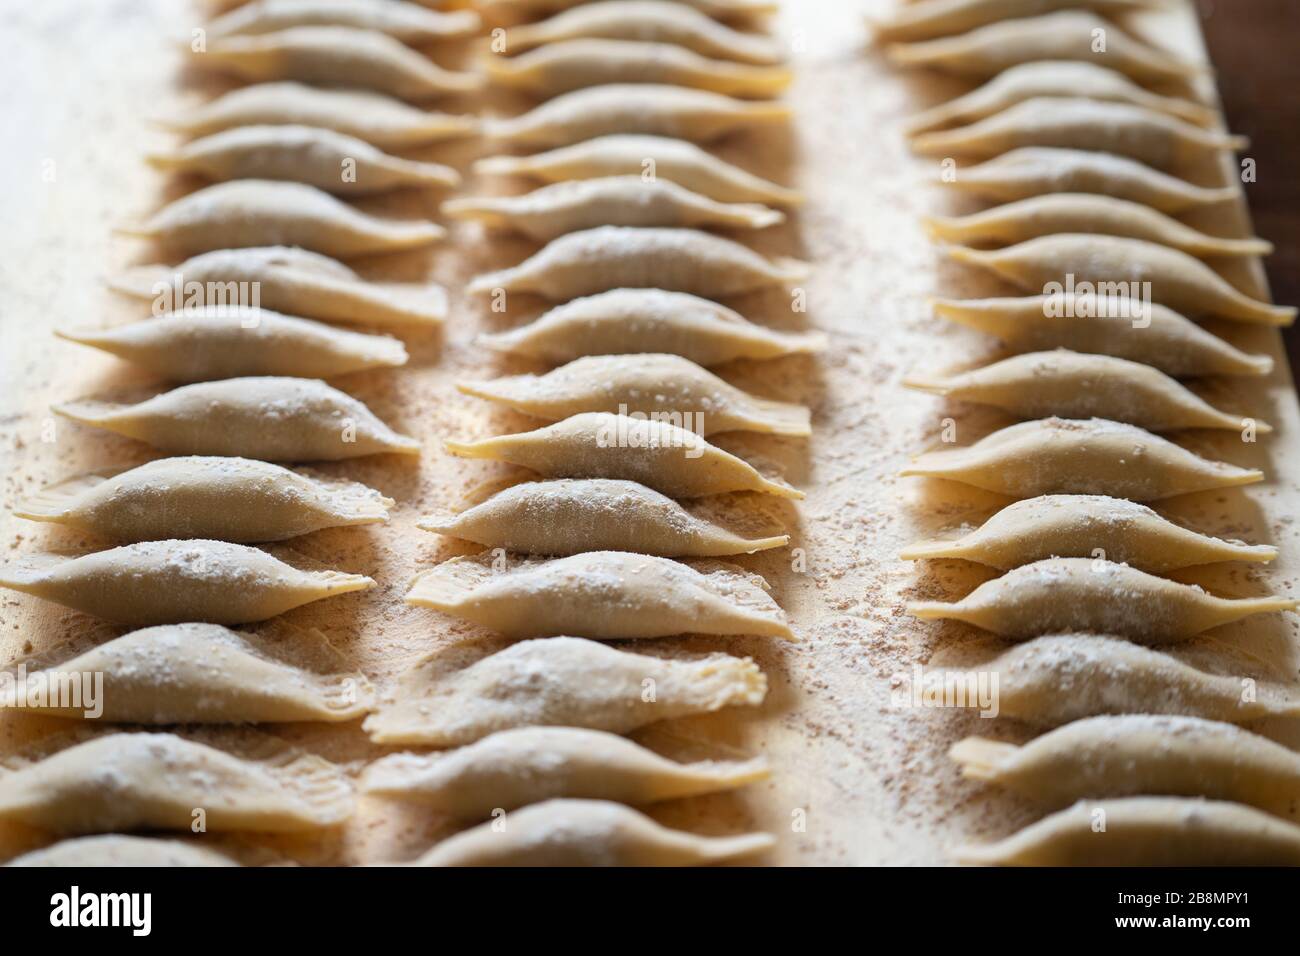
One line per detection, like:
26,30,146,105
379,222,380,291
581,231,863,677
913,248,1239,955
1198,0,1300,369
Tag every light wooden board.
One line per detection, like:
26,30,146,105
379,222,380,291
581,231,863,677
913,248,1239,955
0,0,1296,865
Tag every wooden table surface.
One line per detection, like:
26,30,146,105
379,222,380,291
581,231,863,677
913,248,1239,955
0,0,1297,866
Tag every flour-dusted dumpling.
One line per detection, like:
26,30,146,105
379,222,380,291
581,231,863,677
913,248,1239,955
925,193,1272,258
408,798,774,866
468,226,807,300
955,797,1300,866
479,288,825,365
362,726,769,817
951,235,1297,326
932,295,1272,378
54,377,420,461
476,134,802,206
887,11,1201,83
902,495,1276,572
148,125,459,195
111,247,446,328
483,39,791,98
459,354,810,436
162,83,477,147
947,147,1237,213
483,84,790,148
909,557,1296,641
482,0,777,20
14,623,374,723
407,551,794,640
904,351,1262,432
902,417,1262,500
195,26,482,99
913,98,1246,169
952,715,1300,818
904,60,1216,134
120,180,445,258
0,733,353,834
505,0,784,65
15,456,392,544
952,634,1300,727
7,835,239,867
209,0,481,41
364,636,767,746
873,0,1158,44
447,412,803,498
57,308,408,382
445,176,782,241
0,540,373,626
421,478,788,556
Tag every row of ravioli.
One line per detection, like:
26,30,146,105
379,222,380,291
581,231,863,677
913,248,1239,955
0,0,463,868
394,0,816,865
0,0,809,867
879,0,1300,865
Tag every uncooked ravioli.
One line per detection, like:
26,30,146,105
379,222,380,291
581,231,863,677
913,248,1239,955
909,557,1295,641
910,97,1245,169
161,82,477,148
195,26,482,100
57,307,408,382
931,294,1271,378
482,84,790,147
482,38,791,98
904,60,1215,133
0,733,353,834
119,180,444,259
887,11,1201,84
148,124,459,195
421,478,789,557
54,376,419,461
362,726,769,818
15,456,392,543
208,0,481,42
955,797,1300,866
902,417,1262,500
873,0,1160,44
902,494,1275,572
407,799,774,867
904,351,1260,432
457,353,811,436
950,234,1296,326
7,835,240,867
9,623,374,723
445,176,783,240
503,1,785,65
0,539,373,626
924,193,1271,259
110,246,447,328
478,288,824,365
467,226,807,300
406,550,794,640
446,412,802,498
951,715,1300,818
476,134,802,206
364,636,767,746
945,147,1237,213
951,633,1300,727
